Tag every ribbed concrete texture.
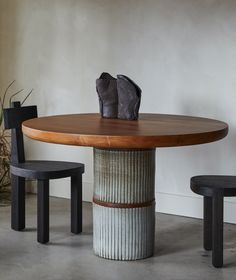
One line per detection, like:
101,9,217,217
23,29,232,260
93,148,156,260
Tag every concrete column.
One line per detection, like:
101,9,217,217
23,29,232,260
93,148,156,260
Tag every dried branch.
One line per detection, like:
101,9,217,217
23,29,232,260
1,80,15,108
21,89,33,105
0,80,35,196
9,89,24,106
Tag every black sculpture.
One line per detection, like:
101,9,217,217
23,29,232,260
96,72,142,120
117,75,141,120
96,72,118,119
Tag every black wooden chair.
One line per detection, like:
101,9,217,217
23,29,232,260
191,175,236,268
3,102,85,244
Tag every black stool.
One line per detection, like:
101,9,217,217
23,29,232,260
3,102,85,244
191,175,236,268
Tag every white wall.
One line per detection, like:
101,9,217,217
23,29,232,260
1,0,236,222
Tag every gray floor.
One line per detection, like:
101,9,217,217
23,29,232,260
0,195,236,280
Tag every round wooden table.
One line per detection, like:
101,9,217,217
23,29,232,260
22,113,228,260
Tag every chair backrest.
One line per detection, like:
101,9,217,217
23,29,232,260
3,101,38,164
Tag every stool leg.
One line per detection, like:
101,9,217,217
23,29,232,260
204,196,212,250
11,175,25,231
37,180,49,244
71,174,82,234
212,191,224,268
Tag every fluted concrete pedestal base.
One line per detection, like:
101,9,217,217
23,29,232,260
93,148,156,260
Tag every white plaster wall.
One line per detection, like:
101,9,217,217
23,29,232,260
1,0,236,222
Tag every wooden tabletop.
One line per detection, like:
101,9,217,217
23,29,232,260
22,113,228,149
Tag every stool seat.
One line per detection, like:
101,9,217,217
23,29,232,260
11,160,84,180
191,175,236,197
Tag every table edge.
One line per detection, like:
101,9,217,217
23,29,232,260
22,124,228,149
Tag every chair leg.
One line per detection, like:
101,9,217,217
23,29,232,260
212,191,224,268
11,175,25,231
37,179,49,244
71,174,82,234
203,196,212,250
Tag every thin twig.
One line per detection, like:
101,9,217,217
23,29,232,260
2,80,15,108
21,89,33,105
0,170,8,185
9,89,24,106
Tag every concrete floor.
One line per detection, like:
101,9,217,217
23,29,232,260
0,195,236,280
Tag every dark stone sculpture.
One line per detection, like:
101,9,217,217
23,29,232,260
96,73,142,120
96,72,118,119
117,75,142,121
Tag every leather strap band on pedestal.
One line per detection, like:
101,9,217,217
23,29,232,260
93,197,155,209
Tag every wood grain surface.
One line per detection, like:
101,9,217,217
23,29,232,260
22,113,228,149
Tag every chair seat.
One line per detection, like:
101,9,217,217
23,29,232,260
11,160,84,180
191,175,236,197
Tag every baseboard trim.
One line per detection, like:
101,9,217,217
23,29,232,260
27,180,93,203
156,191,236,224
27,180,236,224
